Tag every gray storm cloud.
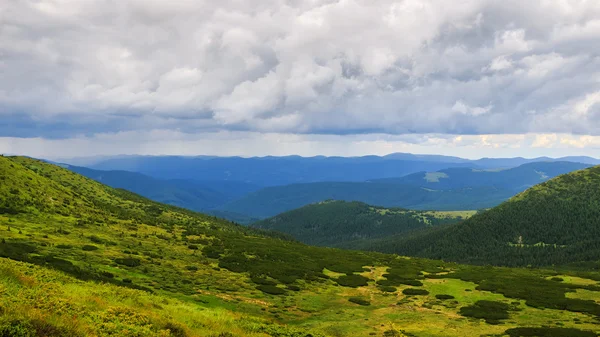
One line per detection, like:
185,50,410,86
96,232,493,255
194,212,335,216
1,0,600,137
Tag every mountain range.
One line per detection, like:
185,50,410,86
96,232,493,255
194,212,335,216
62,159,592,221
59,154,600,186
220,161,591,218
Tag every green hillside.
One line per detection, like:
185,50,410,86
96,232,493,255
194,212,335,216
1,156,600,336
252,200,474,247
380,165,600,267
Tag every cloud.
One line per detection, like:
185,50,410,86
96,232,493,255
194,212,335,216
2,130,600,160
1,0,600,145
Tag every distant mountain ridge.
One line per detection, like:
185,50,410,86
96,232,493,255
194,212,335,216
64,160,593,222
57,153,600,187
219,161,592,219
372,161,592,190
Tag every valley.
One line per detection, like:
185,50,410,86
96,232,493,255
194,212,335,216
64,157,591,221
1,156,600,336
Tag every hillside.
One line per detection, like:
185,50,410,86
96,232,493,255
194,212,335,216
252,200,474,247
66,165,230,209
66,165,259,223
2,156,600,336
378,165,600,267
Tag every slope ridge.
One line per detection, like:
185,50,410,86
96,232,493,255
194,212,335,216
252,200,473,247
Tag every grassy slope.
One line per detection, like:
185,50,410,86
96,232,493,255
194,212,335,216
385,165,600,267
1,156,600,336
252,200,475,247
0,258,282,337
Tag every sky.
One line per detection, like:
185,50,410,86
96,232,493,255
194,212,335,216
1,0,600,159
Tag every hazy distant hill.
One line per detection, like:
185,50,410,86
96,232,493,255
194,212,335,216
372,161,592,190
220,182,509,219
66,165,260,223
60,154,600,186
82,155,478,186
219,162,592,219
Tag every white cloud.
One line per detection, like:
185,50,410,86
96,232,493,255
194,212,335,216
1,0,600,148
452,100,493,116
2,131,600,160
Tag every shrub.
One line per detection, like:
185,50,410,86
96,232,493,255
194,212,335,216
348,297,371,306
82,245,98,251
287,285,301,291
100,271,114,279
402,288,429,296
435,294,455,300
187,244,199,250
187,238,210,245
164,322,188,337
504,327,597,337
115,257,141,267
550,277,564,282
376,274,423,287
89,235,103,243
185,265,198,271
56,228,70,235
256,285,286,295
122,278,132,284
0,318,78,337
378,286,397,293
55,244,72,249
335,274,370,288
399,279,423,286
210,333,234,337
251,276,277,286
459,300,510,324
0,242,36,259
202,245,224,259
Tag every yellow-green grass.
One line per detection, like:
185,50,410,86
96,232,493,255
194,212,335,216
548,275,600,286
258,269,600,337
0,258,304,337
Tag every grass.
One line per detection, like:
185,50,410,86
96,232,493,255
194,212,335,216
0,258,314,337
